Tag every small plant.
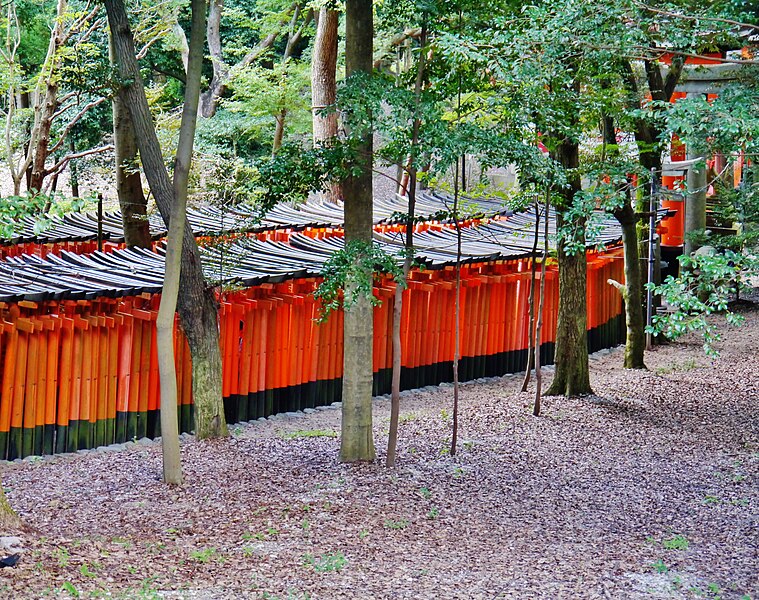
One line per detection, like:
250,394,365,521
55,547,71,568
651,559,668,574
662,535,689,551
303,551,347,573
427,507,440,519
453,466,465,478
419,487,432,500
384,518,409,530
398,413,417,424
242,531,266,541
440,409,451,423
267,526,280,537
61,581,79,598
79,563,97,578
283,429,338,439
190,547,218,563
359,529,369,539
242,546,255,558
703,495,721,505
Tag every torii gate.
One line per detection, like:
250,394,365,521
659,56,746,270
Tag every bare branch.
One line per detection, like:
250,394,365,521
48,96,108,154
135,33,165,60
52,101,78,121
44,143,113,177
633,1,759,33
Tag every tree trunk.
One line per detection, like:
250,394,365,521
311,7,341,202
156,0,205,485
533,192,550,415
272,110,287,154
272,5,312,154
545,108,592,397
340,0,375,463
602,111,646,370
684,145,707,257
105,0,228,439
28,0,67,193
68,139,80,197
386,254,410,467
110,34,151,248
521,200,541,392
450,154,463,457
311,8,338,145
386,19,426,468
198,0,287,118
545,212,592,396
613,203,646,369
198,0,227,118
545,138,590,396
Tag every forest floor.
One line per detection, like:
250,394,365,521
0,307,757,600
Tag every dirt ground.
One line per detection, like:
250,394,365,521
0,307,756,600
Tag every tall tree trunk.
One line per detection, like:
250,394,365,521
199,0,227,118
340,0,375,463
272,5,312,154
198,0,286,118
533,192,550,415
386,19,426,468
105,0,228,440
311,7,341,201
545,129,592,397
110,34,151,248
603,112,646,369
156,0,206,485
450,156,463,457
521,200,541,392
311,8,338,144
386,244,411,468
28,0,67,193
612,203,646,369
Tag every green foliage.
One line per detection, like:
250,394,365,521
0,192,93,239
651,559,668,574
662,535,690,551
313,240,405,319
647,250,758,355
189,547,219,563
302,551,347,573
253,142,356,213
660,78,759,157
227,58,312,140
383,518,409,530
